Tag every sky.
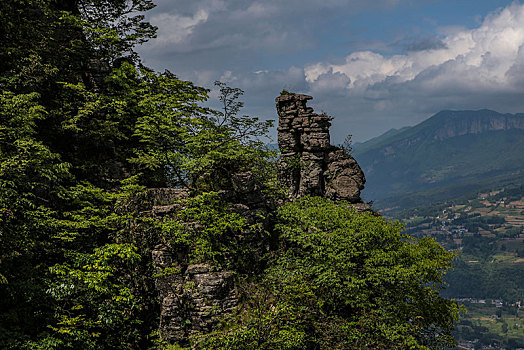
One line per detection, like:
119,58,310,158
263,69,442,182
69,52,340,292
137,0,524,143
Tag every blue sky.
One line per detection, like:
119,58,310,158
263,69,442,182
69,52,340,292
137,0,524,142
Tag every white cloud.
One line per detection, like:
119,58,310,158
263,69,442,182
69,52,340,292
305,3,524,93
139,1,524,143
150,9,209,46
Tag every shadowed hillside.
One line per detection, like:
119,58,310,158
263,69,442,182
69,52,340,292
353,109,524,211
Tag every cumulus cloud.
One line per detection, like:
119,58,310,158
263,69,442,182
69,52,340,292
151,10,209,46
294,2,524,142
306,3,524,94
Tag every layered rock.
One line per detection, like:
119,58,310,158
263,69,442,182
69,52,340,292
151,180,271,345
276,93,369,210
152,248,237,342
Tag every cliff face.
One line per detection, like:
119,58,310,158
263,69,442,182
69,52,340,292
151,178,272,345
431,110,524,141
152,93,370,345
152,248,238,342
354,110,524,158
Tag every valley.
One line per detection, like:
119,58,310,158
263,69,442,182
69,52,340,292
353,109,524,208
390,181,524,349
393,185,524,295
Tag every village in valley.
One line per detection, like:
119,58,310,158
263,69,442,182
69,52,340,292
400,186,524,252
393,185,524,349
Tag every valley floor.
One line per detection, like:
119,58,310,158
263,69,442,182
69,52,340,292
390,186,524,349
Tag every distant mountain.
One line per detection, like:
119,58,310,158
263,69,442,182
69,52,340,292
352,109,524,211
351,126,411,154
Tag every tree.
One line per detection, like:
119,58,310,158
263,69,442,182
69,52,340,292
200,197,460,349
130,75,274,191
0,1,160,347
1,1,276,347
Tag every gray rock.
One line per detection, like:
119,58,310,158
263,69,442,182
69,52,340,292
152,249,238,344
231,172,256,194
275,93,369,210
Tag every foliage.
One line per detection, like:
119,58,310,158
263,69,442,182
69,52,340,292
200,197,460,349
130,75,274,190
46,243,143,349
78,0,157,62
158,191,249,267
441,255,524,302
0,90,73,348
341,134,353,154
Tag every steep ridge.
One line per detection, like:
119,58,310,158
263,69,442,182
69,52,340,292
352,110,524,209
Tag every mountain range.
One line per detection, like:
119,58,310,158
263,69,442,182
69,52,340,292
352,109,524,212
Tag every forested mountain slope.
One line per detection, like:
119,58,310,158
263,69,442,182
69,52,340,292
353,110,524,210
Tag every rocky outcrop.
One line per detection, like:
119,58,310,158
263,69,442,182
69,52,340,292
152,247,237,343
150,182,272,345
153,93,371,345
276,93,369,210
432,110,524,141
148,189,237,344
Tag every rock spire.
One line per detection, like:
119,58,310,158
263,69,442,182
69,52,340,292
276,93,369,210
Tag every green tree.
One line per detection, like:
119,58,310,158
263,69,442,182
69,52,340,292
200,197,460,349
130,76,274,191
1,0,275,346
0,1,160,347
0,90,73,345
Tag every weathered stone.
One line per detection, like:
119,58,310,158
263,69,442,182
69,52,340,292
153,252,239,344
231,172,256,194
300,133,330,151
277,130,300,152
276,93,369,210
148,188,189,204
150,171,274,345
325,175,361,201
152,204,178,215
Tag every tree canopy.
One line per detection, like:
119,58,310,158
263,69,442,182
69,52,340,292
199,197,459,349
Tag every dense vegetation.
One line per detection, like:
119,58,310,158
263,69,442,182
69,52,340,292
196,197,459,349
1,1,460,349
443,254,524,301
